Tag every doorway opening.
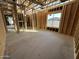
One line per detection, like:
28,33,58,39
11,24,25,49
26,16,33,29
5,15,15,32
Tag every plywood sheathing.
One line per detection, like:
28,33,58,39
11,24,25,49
36,11,47,30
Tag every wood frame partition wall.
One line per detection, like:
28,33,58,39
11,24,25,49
31,13,38,30
59,1,79,36
0,3,20,33
12,5,19,33
74,19,79,59
0,7,16,33
36,11,47,30
1,9,8,32
0,7,6,59
17,13,25,29
25,15,33,29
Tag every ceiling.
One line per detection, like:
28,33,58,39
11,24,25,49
17,0,69,11
0,0,68,12
17,0,59,10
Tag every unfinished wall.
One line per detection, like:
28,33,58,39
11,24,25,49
36,11,47,30
26,11,47,30
12,5,19,32
0,7,6,59
59,2,79,36
74,18,79,59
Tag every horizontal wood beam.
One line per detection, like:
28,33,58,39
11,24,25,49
0,0,25,7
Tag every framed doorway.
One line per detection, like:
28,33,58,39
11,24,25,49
26,16,32,29
4,15,15,32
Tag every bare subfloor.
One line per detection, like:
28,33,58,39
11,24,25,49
5,31,74,59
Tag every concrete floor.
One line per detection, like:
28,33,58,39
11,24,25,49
4,31,74,59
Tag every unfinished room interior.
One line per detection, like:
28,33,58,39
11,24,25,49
0,0,79,59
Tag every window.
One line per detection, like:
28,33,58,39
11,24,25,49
47,13,62,28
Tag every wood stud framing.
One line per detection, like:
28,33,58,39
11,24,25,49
74,18,79,59
12,5,20,33
59,2,79,36
17,13,25,29
0,7,6,59
59,1,79,59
